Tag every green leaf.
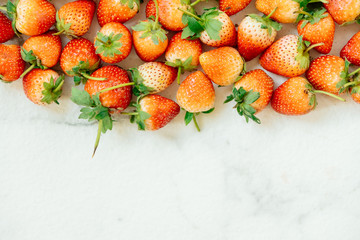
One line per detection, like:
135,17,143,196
202,108,214,114
204,18,222,40
41,75,64,105
70,88,93,107
184,111,194,125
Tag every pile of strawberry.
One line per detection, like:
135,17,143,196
1,0,360,156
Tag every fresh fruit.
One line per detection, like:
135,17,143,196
94,22,132,64
297,9,335,54
4,0,56,36
21,31,62,78
237,9,282,61
132,0,168,62
259,35,322,78
181,8,236,47
225,69,274,123
165,32,202,84
220,0,252,16
176,71,215,131
0,12,15,43
0,44,25,82
199,47,244,86
158,0,189,31
340,31,360,66
129,62,177,96
60,38,102,85
125,94,180,130
271,77,345,115
145,0,156,18
324,0,360,25
255,0,299,23
71,65,132,157
97,0,139,27
23,69,64,105
55,0,96,38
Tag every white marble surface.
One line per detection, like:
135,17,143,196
1,0,360,239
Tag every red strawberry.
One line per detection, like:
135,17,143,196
21,31,62,77
165,32,202,84
199,47,244,86
94,22,132,64
158,0,188,31
72,65,132,157
56,0,96,38
0,44,25,82
255,0,300,23
4,0,56,36
97,0,139,27
129,62,177,96
260,35,321,77
340,31,360,66
145,0,156,18
126,94,180,130
225,69,274,123
237,10,282,61
271,77,345,115
324,0,360,25
297,10,335,54
0,12,14,43
176,71,215,131
60,38,102,85
23,69,64,105
220,0,252,16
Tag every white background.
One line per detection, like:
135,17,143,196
1,0,360,239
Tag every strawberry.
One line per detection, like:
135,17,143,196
324,0,360,25
129,62,177,96
94,22,132,64
23,69,64,105
0,44,25,82
255,0,300,23
97,0,139,27
181,8,236,47
55,0,96,38
4,0,56,36
165,32,202,84
71,65,132,157
132,0,168,62
158,0,189,31
199,46,244,86
124,95,180,130
340,31,360,66
176,71,215,131
60,38,102,85
220,0,252,16
145,0,156,18
225,69,274,123
260,35,322,78
0,12,14,43
271,77,345,115
21,31,62,78
237,9,282,61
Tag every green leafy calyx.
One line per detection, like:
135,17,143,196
4,0,20,37
67,60,101,85
132,19,167,45
95,32,123,57
128,98,152,131
41,75,65,104
120,0,140,9
54,12,77,38
128,68,154,96
248,9,282,36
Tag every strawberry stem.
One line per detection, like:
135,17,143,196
312,90,346,101
121,112,139,115
0,6,7,11
99,82,135,94
193,114,200,132
20,64,35,78
304,43,324,53
348,67,360,77
154,0,159,25
80,72,107,81
178,8,202,21
342,80,360,88
297,10,313,18
177,67,182,85
190,0,202,7
53,30,65,36
53,78,65,93
92,120,102,158
265,7,278,19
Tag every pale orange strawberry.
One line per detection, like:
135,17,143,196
176,71,215,131
220,0,252,16
56,0,96,38
199,47,244,86
324,0,360,25
0,12,14,43
158,0,188,31
255,0,300,23
97,0,139,27
165,32,202,84
23,69,64,105
0,44,25,82
94,22,132,64
237,11,282,61
145,0,156,18
297,11,335,54
340,31,360,66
